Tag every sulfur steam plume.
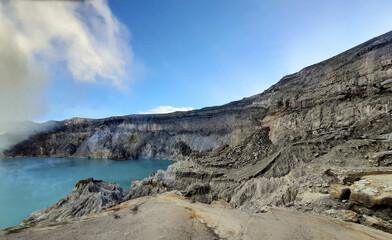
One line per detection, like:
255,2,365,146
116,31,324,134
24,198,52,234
0,0,133,154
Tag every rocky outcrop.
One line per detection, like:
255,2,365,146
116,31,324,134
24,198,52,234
20,178,124,227
5,31,392,233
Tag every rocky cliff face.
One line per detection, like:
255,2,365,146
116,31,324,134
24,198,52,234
4,104,263,160
5,31,392,233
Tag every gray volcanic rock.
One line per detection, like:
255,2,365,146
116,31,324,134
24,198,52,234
4,30,392,233
20,178,124,227
4,107,261,160
122,30,392,232
123,170,169,200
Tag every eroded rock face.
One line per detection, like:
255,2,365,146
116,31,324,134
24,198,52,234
20,178,124,227
123,170,169,200
5,31,392,233
121,31,392,232
4,107,261,161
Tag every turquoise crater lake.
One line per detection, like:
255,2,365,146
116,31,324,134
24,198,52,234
0,157,174,230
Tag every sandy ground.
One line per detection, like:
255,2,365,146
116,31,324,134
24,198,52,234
1,192,391,240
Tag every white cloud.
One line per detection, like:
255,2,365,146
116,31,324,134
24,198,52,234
140,106,194,114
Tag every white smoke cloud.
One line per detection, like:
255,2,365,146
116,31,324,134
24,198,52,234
140,106,195,114
0,0,133,153
3,0,132,86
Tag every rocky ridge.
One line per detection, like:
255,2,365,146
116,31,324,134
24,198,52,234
4,31,392,235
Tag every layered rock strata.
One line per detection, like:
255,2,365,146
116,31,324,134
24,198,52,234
5,31,392,233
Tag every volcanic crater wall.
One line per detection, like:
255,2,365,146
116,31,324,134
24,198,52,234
6,31,392,234
5,31,392,163
4,103,266,160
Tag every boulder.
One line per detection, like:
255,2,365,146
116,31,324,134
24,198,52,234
361,215,392,233
349,174,392,208
342,210,359,223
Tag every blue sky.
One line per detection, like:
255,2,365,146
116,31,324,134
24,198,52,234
40,0,392,121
